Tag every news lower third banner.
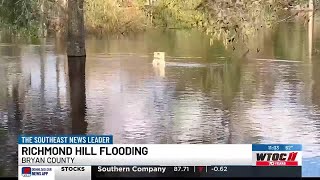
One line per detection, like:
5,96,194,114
18,135,302,180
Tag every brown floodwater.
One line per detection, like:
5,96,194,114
0,18,320,176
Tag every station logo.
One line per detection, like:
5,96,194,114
21,167,31,177
255,152,298,166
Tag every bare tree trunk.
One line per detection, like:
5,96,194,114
40,0,47,37
57,0,67,34
308,10,314,59
67,0,86,57
309,0,314,10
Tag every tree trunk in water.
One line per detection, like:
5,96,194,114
67,0,86,57
68,57,87,134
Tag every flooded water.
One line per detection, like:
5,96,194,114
1,18,320,176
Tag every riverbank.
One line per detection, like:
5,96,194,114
0,0,316,40
1,20,320,177
84,1,149,34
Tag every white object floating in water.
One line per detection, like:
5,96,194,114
153,52,165,67
154,52,165,60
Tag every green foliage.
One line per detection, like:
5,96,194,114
196,0,299,47
0,0,36,27
150,0,205,28
0,0,57,36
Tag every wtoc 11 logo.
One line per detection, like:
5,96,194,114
255,152,298,166
21,167,51,177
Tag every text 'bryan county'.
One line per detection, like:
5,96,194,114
22,157,75,164
21,146,148,156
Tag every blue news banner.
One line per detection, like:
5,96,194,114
18,135,302,179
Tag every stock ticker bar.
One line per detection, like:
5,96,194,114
91,165,301,178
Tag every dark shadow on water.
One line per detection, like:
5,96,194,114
68,57,87,134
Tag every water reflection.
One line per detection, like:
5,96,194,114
0,18,320,176
68,57,87,134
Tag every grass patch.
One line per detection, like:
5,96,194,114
85,0,148,34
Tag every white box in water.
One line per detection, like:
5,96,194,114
154,52,165,60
